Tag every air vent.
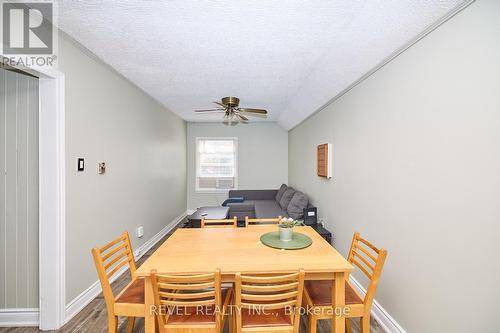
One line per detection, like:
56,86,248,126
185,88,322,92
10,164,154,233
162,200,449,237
216,178,234,189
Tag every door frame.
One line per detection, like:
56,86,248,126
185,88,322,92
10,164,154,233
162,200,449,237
2,63,66,330
37,67,66,330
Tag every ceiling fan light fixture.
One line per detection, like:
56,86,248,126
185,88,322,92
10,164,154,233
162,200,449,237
222,114,237,126
195,96,268,125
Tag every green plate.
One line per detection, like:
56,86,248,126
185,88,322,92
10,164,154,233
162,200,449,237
260,231,312,250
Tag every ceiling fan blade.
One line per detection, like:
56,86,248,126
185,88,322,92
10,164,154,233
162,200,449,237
237,114,249,121
195,108,225,112
213,101,227,108
238,108,267,114
238,111,267,119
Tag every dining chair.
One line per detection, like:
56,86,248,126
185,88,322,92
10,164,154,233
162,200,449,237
233,270,305,333
302,232,387,333
91,231,145,333
244,216,282,227
201,216,237,228
150,268,232,333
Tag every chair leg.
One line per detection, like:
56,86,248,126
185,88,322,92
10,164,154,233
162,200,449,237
108,315,118,333
345,318,352,333
126,317,135,333
230,311,235,333
308,314,317,333
234,311,239,333
154,316,160,332
360,315,370,333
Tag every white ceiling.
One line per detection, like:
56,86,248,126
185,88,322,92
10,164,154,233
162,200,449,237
56,1,466,129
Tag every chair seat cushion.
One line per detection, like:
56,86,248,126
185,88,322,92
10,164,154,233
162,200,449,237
166,288,231,324
304,280,363,306
115,278,144,304
241,308,292,328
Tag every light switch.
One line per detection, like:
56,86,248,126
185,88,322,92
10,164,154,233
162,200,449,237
136,226,144,238
77,158,84,171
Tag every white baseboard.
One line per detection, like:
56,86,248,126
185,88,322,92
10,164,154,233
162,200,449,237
0,308,39,327
349,277,407,333
64,212,187,324
186,209,196,215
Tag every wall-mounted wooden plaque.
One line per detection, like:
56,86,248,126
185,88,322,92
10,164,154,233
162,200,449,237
317,143,332,178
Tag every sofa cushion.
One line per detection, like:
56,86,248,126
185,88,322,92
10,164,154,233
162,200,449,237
254,200,288,219
287,191,309,219
228,190,278,200
278,187,295,210
275,184,288,203
226,201,255,212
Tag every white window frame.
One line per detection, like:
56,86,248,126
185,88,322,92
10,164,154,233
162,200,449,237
195,137,238,193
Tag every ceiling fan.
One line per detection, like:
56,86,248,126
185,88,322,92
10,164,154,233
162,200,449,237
195,96,268,125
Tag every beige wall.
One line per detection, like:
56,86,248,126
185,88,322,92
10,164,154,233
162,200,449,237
59,34,187,303
288,1,500,332
187,122,287,210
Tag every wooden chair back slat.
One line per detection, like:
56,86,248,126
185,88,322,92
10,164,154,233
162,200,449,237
352,250,375,272
99,234,127,252
241,281,299,292
157,272,215,282
104,250,129,270
159,290,215,299
353,243,377,262
241,290,298,302
101,242,128,261
241,299,297,310
161,299,216,307
235,270,305,332
240,272,299,283
351,258,372,279
358,236,380,254
158,281,215,290
245,216,282,227
151,269,224,332
201,216,237,228
106,259,131,278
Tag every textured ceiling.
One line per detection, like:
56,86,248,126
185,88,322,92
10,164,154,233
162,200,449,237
56,1,466,129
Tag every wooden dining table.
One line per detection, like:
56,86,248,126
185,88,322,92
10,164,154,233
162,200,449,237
135,225,354,333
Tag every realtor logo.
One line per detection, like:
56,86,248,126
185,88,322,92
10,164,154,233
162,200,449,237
2,2,53,54
1,1,57,67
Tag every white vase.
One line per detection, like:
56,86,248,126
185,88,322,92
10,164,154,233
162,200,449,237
279,226,293,241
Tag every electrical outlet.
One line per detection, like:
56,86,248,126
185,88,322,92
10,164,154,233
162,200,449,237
136,226,144,238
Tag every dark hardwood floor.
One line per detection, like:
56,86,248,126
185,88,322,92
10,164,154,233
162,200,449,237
0,221,385,333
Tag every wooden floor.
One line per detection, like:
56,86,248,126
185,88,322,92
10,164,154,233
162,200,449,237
0,221,385,333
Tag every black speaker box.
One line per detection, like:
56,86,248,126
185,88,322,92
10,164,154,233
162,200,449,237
303,207,318,226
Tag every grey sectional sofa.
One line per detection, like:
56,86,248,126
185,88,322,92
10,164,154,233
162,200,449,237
226,184,312,221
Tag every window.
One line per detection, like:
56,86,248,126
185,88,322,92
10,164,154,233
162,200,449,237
196,137,238,192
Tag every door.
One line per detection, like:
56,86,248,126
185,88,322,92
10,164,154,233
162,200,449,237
0,67,39,312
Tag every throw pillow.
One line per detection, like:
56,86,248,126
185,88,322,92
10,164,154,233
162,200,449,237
279,187,296,210
287,191,309,220
275,184,288,202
